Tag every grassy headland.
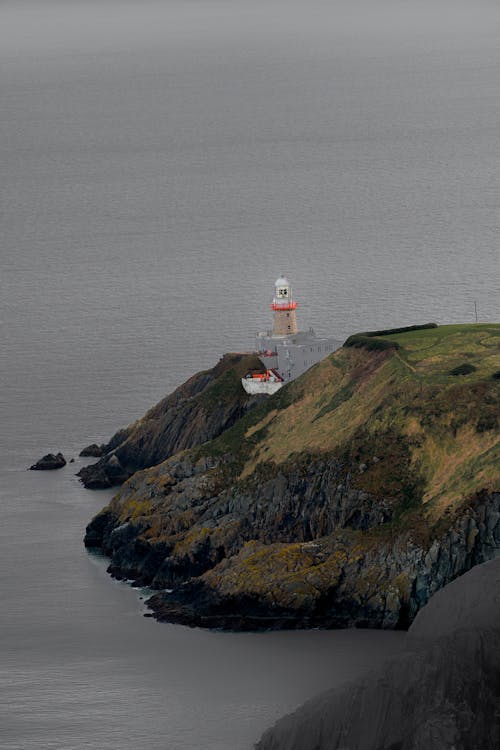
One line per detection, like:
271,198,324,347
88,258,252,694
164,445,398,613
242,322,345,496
85,323,500,629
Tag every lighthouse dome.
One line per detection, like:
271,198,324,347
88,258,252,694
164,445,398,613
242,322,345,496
273,276,294,304
275,276,289,287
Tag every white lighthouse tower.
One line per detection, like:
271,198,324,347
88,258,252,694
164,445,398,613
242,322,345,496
241,275,343,395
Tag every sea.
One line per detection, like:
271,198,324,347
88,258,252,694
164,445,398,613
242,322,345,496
1,1,499,748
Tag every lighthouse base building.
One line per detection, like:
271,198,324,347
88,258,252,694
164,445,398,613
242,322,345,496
242,277,343,395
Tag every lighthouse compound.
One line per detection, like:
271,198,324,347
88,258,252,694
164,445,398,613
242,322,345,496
242,277,343,395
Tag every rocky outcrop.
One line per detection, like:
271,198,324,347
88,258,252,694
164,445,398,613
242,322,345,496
84,450,397,562
77,353,264,488
145,490,500,630
79,443,105,458
78,428,134,465
256,556,500,750
77,453,130,489
30,452,66,470
84,427,500,629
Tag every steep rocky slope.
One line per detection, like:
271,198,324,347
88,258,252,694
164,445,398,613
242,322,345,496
85,324,500,629
256,556,500,750
78,352,264,487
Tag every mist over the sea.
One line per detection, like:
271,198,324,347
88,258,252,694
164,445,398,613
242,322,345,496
1,1,498,748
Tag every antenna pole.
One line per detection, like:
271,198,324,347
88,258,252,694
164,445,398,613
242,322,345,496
474,300,478,323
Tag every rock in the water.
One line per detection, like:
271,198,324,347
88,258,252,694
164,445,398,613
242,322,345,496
30,452,66,471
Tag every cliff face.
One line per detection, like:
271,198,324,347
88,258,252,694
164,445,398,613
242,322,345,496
84,324,500,630
256,556,500,750
78,352,265,488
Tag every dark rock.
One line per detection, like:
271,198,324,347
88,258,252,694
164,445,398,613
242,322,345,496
30,452,66,471
77,454,130,489
146,583,352,632
79,443,105,458
77,462,114,489
83,509,117,548
258,628,500,750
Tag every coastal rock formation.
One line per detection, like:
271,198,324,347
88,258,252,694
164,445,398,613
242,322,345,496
30,452,66,470
78,453,130,489
79,443,105,458
256,556,500,750
78,353,265,488
84,324,500,630
87,460,500,630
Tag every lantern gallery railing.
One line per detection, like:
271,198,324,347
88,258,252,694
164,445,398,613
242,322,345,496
270,301,298,311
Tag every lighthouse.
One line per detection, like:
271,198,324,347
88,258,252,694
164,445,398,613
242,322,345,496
271,276,298,336
241,275,343,394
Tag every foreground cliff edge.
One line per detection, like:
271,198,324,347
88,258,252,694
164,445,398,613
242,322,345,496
84,323,500,630
257,556,500,750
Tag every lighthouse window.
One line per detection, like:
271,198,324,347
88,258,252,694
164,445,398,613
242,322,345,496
286,313,290,317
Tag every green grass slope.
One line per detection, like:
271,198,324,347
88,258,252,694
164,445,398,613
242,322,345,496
202,323,499,519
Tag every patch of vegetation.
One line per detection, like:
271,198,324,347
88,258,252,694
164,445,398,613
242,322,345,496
344,335,400,352
194,368,308,470
476,414,499,433
338,425,426,512
198,355,263,408
449,363,477,376
313,380,356,421
194,392,278,468
270,379,304,410
382,324,500,383
202,539,348,610
344,323,438,351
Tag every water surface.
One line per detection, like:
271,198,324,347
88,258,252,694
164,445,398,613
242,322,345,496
1,1,498,747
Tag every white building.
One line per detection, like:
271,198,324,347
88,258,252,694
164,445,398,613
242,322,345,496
242,277,343,394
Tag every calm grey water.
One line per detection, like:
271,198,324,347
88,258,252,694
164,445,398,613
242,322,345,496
1,1,499,748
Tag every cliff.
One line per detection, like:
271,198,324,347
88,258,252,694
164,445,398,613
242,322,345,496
256,556,500,750
78,352,265,488
84,323,500,630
